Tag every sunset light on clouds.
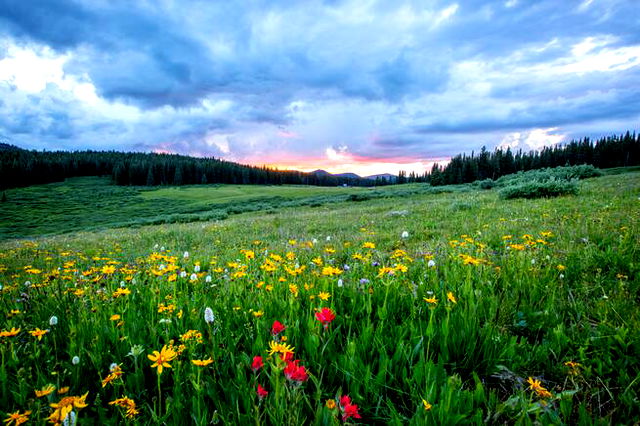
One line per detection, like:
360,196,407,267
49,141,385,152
0,0,638,176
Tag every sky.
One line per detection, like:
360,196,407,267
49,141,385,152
0,0,639,176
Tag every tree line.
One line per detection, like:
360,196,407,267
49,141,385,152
0,148,378,190
1,131,638,190
397,131,639,185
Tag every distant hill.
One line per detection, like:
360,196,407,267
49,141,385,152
333,172,361,179
364,173,398,183
0,143,23,152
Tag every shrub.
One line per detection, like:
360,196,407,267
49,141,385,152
499,178,578,199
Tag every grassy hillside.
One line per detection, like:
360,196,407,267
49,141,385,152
0,172,638,424
0,177,468,239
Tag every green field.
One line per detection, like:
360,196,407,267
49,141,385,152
0,172,639,424
0,177,464,240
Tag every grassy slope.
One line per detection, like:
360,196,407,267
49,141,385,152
0,172,638,423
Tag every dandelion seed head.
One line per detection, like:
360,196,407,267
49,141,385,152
180,271,187,278
190,273,198,281
49,315,58,326
183,251,190,259
427,260,436,268
72,356,80,365
337,279,343,287
401,231,409,238
205,275,212,283
194,265,201,272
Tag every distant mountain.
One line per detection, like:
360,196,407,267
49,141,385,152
364,173,398,183
333,172,361,179
309,169,332,176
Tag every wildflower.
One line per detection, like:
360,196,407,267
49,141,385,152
318,291,331,301
339,395,362,421
180,271,187,278
191,358,214,367
252,310,264,318
401,231,409,238
267,341,295,359
362,242,375,249
422,399,432,411
48,392,88,425
322,266,343,277
29,328,49,341
49,316,58,326
315,307,336,328
112,288,131,298
427,259,436,268
251,356,264,372
423,296,438,305
205,275,212,283
57,387,69,395
0,327,20,338
102,364,124,388
271,321,286,336
127,345,145,359
447,292,457,304
189,273,198,281
109,396,139,418
337,279,343,287
36,384,56,397
194,264,201,272
527,377,552,399
101,265,116,275
326,399,336,410
3,410,31,425
257,384,268,400
148,345,177,375
564,361,581,375
110,314,121,321
72,356,80,365
284,359,309,383
183,251,189,259
557,264,566,271
204,307,214,324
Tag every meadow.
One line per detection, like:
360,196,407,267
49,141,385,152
0,171,638,424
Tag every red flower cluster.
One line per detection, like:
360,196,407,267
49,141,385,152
257,384,268,399
315,307,336,328
271,320,286,336
284,359,309,383
339,395,361,421
251,356,263,372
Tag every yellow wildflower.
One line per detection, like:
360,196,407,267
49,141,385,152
447,292,457,304
191,358,214,367
422,399,432,411
148,345,177,375
3,410,31,426
318,291,331,301
29,328,49,341
35,384,56,398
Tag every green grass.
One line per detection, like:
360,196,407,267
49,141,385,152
0,177,466,240
0,172,639,424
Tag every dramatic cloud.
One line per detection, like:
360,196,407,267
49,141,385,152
0,0,638,175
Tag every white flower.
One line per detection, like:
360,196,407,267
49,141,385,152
159,264,166,270
119,281,125,287
326,236,331,241
183,251,190,259
312,238,318,244
62,410,77,426
204,307,215,324
24,281,31,287
194,265,201,272
401,231,409,238
180,271,187,278
190,273,198,281
159,318,172,324
154,244,159,249
49,316,58,326
427,260,436,268
559,274,564,279
205,275,212,283
72,356,80,365
160,246,165,251
531,259,536,265
131,278,137,285
337,279,343,287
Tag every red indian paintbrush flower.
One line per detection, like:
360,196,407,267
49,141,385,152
284,360,309,383
271,320,286,336
315,307,336,328
251,356,263,372
339,395,361,421
257,384,268,399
